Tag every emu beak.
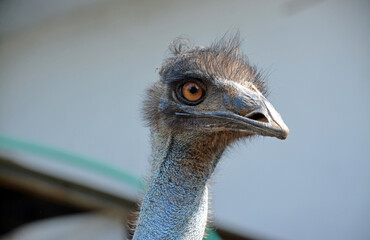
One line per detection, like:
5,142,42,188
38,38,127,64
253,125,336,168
175,82,289,139
243,97,289,139
226,87,289,140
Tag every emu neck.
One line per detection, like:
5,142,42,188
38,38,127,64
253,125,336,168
133,130,225,240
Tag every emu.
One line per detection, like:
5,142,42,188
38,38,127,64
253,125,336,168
133,34,289,239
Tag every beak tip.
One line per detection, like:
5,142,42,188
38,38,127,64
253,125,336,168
278,126,289,140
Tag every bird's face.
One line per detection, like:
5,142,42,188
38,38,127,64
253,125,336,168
144,37,289,141
169,77,289,140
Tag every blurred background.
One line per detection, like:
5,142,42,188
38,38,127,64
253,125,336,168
0,0,369,239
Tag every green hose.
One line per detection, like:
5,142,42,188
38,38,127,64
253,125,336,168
0,133,222,239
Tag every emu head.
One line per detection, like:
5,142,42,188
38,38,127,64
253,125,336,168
144,35,289,146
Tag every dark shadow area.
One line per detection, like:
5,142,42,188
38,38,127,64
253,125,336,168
0,185,84,236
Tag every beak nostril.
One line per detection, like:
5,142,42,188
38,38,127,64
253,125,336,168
247,113,268,122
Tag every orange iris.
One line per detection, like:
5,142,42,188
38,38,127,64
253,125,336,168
182,82,203,102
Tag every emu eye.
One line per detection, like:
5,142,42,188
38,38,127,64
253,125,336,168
183,82,202,101
177,81,204,105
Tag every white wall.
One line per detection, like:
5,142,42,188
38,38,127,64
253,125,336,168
1,0,369,239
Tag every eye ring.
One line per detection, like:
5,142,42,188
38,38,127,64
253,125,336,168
176,81,205,105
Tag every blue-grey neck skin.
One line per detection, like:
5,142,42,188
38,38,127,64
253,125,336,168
133,130,224,240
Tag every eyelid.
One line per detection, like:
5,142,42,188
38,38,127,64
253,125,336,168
168,71,211,85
